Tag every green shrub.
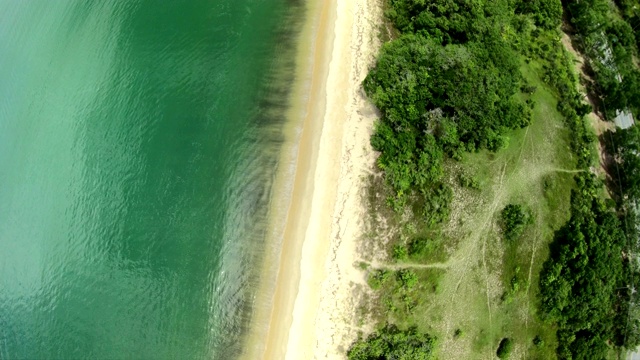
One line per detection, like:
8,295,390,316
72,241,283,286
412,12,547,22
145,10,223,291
515,0,563,29
500,204,529,241
397,269,418,289
408,238,429,257
533,335,544,348
364,0,533,216
539,174,634,356
393,245,408,261
496,338,513,359
458,173,480,190
368,269,390,290
347,325,435,360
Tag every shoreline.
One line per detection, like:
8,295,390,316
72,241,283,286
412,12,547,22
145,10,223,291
257,0,382,357
238,0,338,357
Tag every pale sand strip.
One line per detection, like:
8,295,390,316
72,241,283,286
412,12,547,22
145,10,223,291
239,0,381,357
242,0,382,357
267,0,382,357
304,0,382,357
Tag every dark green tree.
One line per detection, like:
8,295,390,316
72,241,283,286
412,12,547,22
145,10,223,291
500,204,529,242
347,325,435,360
496,337,513,359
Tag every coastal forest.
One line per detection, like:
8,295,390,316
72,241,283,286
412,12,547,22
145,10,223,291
351,0,640,358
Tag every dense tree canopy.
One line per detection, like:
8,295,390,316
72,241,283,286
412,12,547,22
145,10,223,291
515,0,563,30
539,174,634,357
347,325,435,360
365,0,531,216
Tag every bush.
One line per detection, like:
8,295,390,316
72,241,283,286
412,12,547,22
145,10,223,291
458,173,480,189
539,174,634,355
347,325,435,360
393,245,408,261
496,338,513,359
515,0,563,29
397,269,418,289
533,335,544,348
368,269,390,290
408,238,429,257
500,204,529,241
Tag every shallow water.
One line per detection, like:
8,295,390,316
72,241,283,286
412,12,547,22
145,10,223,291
0,0,297,358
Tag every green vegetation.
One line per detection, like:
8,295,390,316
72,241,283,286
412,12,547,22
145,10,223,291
496,337,513,359
364,0,531,216
565,0,640,118
605,125,640,201
347,325,435,360
539,174,633,358
397,269,418,289
533,335,544,348
392,244,408,261
361,58,573,357
500,204,530,242
529,0,640,357
355,0,640,358
615,0,640,50
368,269,391,290
515,0,563,30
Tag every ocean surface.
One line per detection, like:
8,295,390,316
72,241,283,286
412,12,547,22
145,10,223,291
0,0,300,358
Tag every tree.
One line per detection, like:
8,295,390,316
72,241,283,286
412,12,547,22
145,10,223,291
347,325,435,360
605,125,640,201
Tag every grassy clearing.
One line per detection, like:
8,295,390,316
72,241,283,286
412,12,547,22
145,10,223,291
359,60,581,359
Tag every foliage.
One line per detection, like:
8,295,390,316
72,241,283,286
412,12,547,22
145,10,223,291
368,269,391,290
397,269,418,289
524,30,596,168
347,324,435,360
393,244,409,261
515,0,563,30
533,335,544,348
357,0,640,357
365,0,532,218
564,0,640,118
502,267,523,304
539,174,634,357
458,172,480,189
496,337,513,359
526,1,640,355
500,204,529,242
604,125,640,201
408,237,429,257
615,0,640,50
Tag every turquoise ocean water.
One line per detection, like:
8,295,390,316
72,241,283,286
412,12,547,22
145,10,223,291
0,0,301,358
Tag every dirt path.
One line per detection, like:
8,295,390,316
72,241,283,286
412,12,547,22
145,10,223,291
367,261,450,270
561,32,615,177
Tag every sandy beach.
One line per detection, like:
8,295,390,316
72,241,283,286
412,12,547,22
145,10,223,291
257,0,383,358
